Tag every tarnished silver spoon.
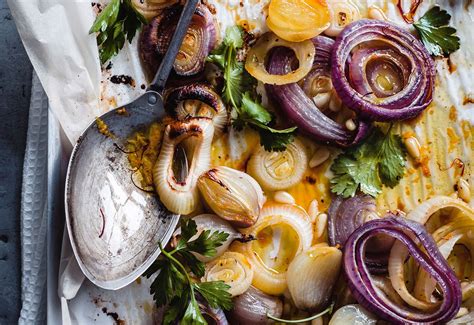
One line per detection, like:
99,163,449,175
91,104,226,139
65,0,199,290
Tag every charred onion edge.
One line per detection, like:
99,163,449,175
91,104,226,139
331,19,435,122
344,216,461,324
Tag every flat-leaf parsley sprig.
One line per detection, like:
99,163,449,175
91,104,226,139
143,219,232,325
207,26,297,152
414,6,460,57
90,0,147,64
330,125,407,198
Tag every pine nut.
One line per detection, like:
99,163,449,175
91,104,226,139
312,92,331,108
368,6,389,21
309,147,330,168
308,199,319,223
315,213,328,238
364,211,380,223
458,178,471,203
274,191,295,204
345,119,357,131
456,307,469,318
405,136,421,160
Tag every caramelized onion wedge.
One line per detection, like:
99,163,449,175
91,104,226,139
287,245,342,311
165,83,228,135
231,204,313,295
153,118,214,214
247,138,308,191
245,33,315,85
197,167,264,228
202,252,254,296
140,4,216,78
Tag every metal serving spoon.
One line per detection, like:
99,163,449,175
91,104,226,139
65,0,199,290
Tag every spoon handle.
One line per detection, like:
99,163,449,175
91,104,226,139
148,0,200,93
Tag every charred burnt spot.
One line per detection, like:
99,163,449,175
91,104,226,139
305,176,317,185
205,169,231,192
168,122,203,139
110,75,136,87
91,2,103,13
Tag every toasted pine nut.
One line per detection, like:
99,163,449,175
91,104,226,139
405,137,421,160
309,148,330,168
363,211,380,223
315,213,328,238
458,178,471,203
456,307,469,318
274,191,295,204
368,6,389,21
312,92,331,108
345,119,357,131
308,199,319,223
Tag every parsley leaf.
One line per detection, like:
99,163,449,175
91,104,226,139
90,0,146,64
330,126,407,198
414,6,460,57
144,219,232,325
208,26,297,151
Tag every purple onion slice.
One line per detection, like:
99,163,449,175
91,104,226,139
343,216,461,324
331,19,435,122
265,39,370,147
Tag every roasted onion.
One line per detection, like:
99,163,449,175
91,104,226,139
344,216,461,324
165,83,228,135
131,0,177,21
227,286,283,324
197,167,265,228
329,304,377,325
265,44,370,147
247,138,308,191
231,203,313,295
245,32,315,85
331,19,435,122
324,0,360,37
140,4,216,78
153,118,214,214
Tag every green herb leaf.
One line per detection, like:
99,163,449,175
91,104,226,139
330,126,407,198
414,6,460,57
90,0,146,64
208,26,297,152
144,220,232,324
193,281,233,310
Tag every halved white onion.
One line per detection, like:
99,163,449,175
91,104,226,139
329,305,377,325
324,0,360,37
197,166,265,228
153,118,214,214
287,245,342,311
231,203,313,295
247,138,308,191
202,251,253,296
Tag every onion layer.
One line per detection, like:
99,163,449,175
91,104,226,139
265,43,370,147
324,0,360,37
245,33,315,85
153,118,214,214
345,217,461,324
231,203,313,295
165,83,228,135
331,19,435,122
329,304,377,325
140,4,216,78
247,138,308,191
203,251,254,297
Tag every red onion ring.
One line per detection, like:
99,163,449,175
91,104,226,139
265,38,370,147
344,216,461,324
328,195,392,274
331,19,435,122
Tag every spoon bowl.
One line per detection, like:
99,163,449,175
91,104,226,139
65,0,199,290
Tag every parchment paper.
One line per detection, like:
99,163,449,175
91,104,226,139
7,0,474,323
